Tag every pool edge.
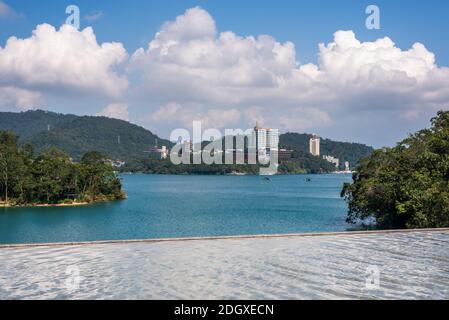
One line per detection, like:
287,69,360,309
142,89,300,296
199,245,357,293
1,227,449,249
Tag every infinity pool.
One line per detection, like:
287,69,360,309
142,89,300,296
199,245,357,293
1,230,448,299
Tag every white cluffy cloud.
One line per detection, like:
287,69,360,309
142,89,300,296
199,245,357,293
0,86,43,110
1,6,449,146
151,102,241,129
132,7,449,144
0,23,128,110
98,103,129,121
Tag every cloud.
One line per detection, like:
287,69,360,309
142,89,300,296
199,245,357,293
0,86,43,111
278,108,332,132
97,103,129,121
130,7,449,144
150,102,241,129
130,7,297,102
0,23,128,110
1,7,449,146
85,11,104,22
0,1,20,19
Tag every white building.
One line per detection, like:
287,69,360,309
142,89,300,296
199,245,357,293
249,122,267,150
345,161,350,172
267,129,279,149
150,145,169,159
248,122,280,163
323,155,339,169
182,140,192,155
309,135,320,156
254,122,267,150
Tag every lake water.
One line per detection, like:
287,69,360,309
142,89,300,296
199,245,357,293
0,174,352,245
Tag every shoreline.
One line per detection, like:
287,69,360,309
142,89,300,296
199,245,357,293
119,172,353,176
0,201,91,209
0,196,126,209
1,227,448,249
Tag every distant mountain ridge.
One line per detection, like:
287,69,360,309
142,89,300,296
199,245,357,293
0,110,77,139
0,110,374,167
0,110,171,161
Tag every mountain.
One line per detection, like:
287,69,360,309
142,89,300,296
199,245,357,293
280,133,374,169
0,110,77,139
0,110,374,169
0,110,171,161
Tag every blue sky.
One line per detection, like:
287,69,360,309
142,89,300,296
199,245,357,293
3,0,449,66
1,0,449,147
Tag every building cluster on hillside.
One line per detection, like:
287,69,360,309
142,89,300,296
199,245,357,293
149,139,169,159
323,155,339,169
104,159,126,169
144,127,353,171
251,122,292,161
169,122,292,163
309,135,352,172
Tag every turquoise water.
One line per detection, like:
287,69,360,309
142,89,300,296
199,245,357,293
0,174,352,244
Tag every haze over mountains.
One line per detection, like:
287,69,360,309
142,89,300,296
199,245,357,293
0,110,374,167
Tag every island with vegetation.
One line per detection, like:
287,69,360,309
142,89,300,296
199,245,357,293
342,110,449,229
0,131,126,208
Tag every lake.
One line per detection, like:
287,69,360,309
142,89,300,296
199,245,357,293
0,174,352,245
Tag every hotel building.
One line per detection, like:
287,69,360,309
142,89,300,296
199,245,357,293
309,135,320,156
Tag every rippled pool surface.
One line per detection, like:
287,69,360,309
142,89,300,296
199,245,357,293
1,230,449,300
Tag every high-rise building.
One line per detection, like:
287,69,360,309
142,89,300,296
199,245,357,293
257,129,267,150
248,122,281,162
267,129,279,149
309,135,320,156
252,121,267,150
183,140,192,155
251,122,280,151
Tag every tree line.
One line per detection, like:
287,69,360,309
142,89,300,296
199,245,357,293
0,131,125,206
342,110,449,229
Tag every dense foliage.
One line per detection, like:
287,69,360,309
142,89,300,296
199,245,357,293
341,111,449,229
0,110,77,139
280,133,374,169
0,131,125,206
278,150,336,174
123,157,261,175
0,110,170,162
1,110,373,174
122,148,336,175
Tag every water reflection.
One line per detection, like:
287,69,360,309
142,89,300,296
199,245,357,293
1,230,448,299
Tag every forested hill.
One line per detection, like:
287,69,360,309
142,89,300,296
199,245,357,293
0,110,171,161
0,110,373,167
280,133,374,169
0,110,77,139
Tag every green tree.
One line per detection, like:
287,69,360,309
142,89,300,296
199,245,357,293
0,132,21,203
79,151,124,201
0,131,125,206
32,148,74,203
342,110,449,229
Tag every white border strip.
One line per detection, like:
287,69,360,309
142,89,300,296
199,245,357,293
1,228,449,249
